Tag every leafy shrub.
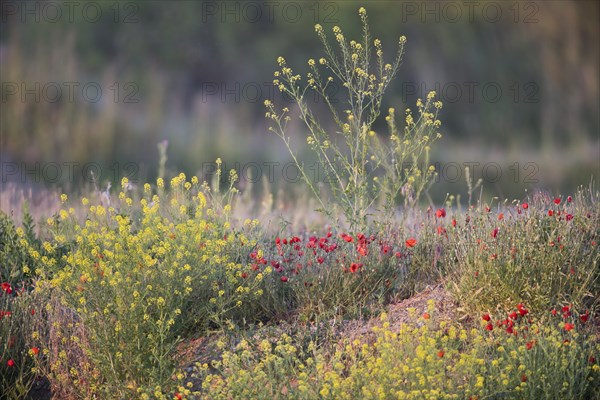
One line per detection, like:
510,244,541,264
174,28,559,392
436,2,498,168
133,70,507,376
444,190,599,314
249,230,425,322
0,208,41,285
0,209,45,399
0,290,41,400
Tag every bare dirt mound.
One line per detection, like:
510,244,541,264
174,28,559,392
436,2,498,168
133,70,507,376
339,285,456,342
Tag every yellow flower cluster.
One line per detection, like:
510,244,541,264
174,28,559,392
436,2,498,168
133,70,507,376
36,173,265,398
199,305,599,399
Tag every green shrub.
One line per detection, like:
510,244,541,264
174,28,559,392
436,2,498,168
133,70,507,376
0,209,45,399
0,208,41,285
0,291,41,400
444,190,599,314
249,230,426,322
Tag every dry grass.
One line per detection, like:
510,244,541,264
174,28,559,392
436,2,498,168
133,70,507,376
0,182,61,227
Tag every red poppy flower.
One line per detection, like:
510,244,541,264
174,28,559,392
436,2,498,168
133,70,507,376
580,311,589,323
357,244,367,256
548,210,554,217
589,356,596,364
526,341,535,350
7,359,15,367
509,311,518,320
554,198,561,205
437,350,444,358
566,214,573,221
564,323,574,331
405,238,417,248
521,374,527,382
175,393,183,400
518,308,528,317
423,312,430,320
1,282,13,294
522,203,528,209
491,227,499,238
344,236,353,243
280,276,288,282
436,208,446,218
482,313,491,322
506,326,514,335
516,303,528,315
567,196,572,203
31,347,40,356
485,323,493,331
451,218,457,227
498,213,504,220
350,263,363,273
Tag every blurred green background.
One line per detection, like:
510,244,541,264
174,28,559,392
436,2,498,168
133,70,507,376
1,0,598,203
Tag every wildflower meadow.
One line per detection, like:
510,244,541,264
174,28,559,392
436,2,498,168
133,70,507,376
1,6,598,400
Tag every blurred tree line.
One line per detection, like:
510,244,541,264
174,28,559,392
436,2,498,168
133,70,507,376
1,0,598,197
